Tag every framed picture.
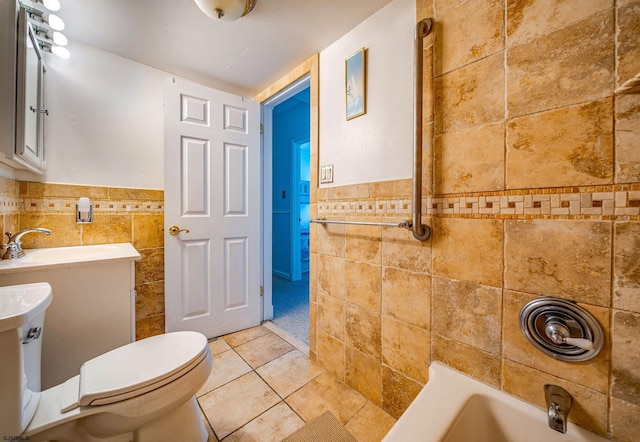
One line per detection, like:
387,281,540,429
345,48,366,120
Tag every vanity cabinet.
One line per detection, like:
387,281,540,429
0,3,47,174
0,244,141,390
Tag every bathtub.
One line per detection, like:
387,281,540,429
383,363,606,442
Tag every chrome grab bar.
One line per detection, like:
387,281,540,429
311,218,412,229
412,18,433,241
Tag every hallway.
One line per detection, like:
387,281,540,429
272,273,310,344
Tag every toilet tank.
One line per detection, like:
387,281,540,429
0,283,52,435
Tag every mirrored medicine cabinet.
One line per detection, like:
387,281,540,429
0,4,47,174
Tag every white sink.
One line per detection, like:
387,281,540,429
0,243,140,274
20,245,121,263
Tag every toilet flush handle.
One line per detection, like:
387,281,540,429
23,327,42,344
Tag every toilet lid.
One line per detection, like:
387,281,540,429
78,331,208,407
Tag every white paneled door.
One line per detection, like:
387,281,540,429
164,77,261,338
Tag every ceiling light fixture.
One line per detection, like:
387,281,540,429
193,0,257,22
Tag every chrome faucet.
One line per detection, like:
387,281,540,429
545,384,573,434
2,228,52,259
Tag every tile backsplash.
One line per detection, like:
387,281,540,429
0,178,165,340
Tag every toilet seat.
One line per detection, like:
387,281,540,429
59,331,208,412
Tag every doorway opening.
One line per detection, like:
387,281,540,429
267,81,311,344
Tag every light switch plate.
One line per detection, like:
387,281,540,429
320,165,334,184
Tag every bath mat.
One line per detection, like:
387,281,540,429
281,411,356,442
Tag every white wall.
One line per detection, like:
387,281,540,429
319,0,415,187
22,41,165,189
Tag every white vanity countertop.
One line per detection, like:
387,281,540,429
0,243,141,274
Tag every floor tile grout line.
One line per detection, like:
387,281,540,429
196,397,221,441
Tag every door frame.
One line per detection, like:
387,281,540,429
290,135,310,282
261,75,310,320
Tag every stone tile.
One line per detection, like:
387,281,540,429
316,330,345,381
382,267,430,329
381,223,432,274
208,337,232,355
610,397,640,442
234,333,295,369
381,316,430,384
435,53,504,135
23,182,108,199
134,281,164,319
345,224,382,265
369,179,411,198
134,314,164,340
108,187,163,201
345,304,381,360
506,98,613,188
437,0,504,74
502,360,608,436
432,218,503,287
317,292,345,340
435,122,505,193
309,253,318,303
507,0,611,46
200,410,218,442
432,276,502,355
286,373,367,424
134,248,164,285
507,9,614,118
346,346,382,405
432,335,500,388
504,219,612,306
19,213,81,248
223,325,272,347
381,366,423,419
81,214,133,245
132,214,164,248
503,290,610,393
614,222,640,313
224,402,305,442
316,222,345,258
197,349,252,397
615,94,640,183
199,372,280,439
612,310,640,405
256,350,325,399
317,254,346,299
346,260,382,312
617,0,640,87
309,301,317,355
345,401,396,442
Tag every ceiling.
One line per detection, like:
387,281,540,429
55,0,393,96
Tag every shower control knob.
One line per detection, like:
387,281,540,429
544,321,594,351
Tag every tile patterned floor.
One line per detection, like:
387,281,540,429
196,324,396,441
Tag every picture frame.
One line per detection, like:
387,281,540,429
345,48,366,120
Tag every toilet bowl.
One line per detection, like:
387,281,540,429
0,282,213,442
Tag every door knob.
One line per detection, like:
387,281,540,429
168,225,190,235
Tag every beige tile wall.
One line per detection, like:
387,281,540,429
1,180,165,340
309,0,640,439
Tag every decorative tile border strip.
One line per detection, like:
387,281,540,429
318,186,640,221
22,199,164,214
0,195,23,215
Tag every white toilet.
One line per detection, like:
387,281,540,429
0,282,213,442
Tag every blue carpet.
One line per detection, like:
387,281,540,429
272,273,310,344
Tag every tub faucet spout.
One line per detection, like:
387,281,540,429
2,228,52,259
545,384,572,434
